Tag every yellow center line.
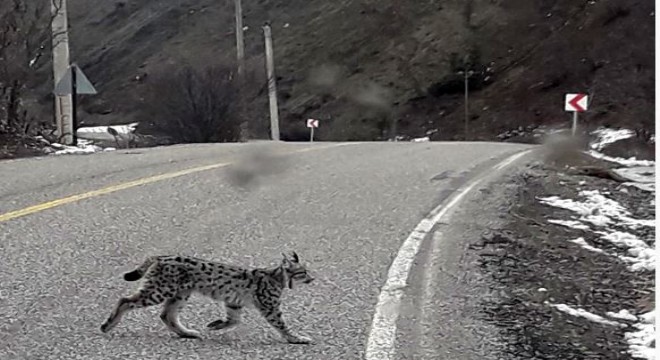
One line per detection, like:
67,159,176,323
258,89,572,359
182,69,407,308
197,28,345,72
0,143,349,223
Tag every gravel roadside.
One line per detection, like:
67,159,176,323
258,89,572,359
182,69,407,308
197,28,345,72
475,160,655,359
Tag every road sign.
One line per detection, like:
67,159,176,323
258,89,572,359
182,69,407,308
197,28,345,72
306,118,319,142
565,93,588,112
306,119,319,128
54,65,97,96
53,64,97,145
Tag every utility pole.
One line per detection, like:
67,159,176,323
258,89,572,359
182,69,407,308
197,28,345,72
234,0,245,76
51,0,74,145
233,0,249,142
459,69,472,141
464,70,469,141
263,22,280,141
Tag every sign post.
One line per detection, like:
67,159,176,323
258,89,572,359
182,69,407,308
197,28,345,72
306,118,319,142
564,93,588,136
54,63,97,145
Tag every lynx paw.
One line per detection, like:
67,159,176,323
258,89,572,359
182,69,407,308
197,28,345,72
207,319,238,331
287,334,313,344
179,330,202,339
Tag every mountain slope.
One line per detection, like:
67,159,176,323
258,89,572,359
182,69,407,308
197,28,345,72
50,0,654,142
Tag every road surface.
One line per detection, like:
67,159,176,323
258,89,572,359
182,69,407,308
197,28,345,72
0,141,534,359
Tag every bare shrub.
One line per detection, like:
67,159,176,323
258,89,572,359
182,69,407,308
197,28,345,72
0,0,53,142
139,64,242,143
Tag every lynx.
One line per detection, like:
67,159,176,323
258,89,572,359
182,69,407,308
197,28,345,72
100,252,314,344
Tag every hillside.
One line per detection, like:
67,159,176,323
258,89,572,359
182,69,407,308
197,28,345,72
33,0,656,143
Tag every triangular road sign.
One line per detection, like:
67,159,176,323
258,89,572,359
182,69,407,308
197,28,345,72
54,65,97,96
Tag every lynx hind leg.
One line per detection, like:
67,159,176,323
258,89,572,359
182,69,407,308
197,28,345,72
160,292,201,339
207,303,243,331
100,286,167,333
257,304,312,344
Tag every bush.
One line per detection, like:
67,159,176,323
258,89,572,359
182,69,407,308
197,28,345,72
139,64,242,143
0,0,52,143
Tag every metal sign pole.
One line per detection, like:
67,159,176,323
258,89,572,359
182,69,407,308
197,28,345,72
572,111,578,137
71,64,78,145
310,127,314,142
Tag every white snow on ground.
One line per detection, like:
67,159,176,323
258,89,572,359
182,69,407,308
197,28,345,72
547,219,591,230
590,128,636,151
539,137,656,358
615,167,656,193
539,190,655,229
569,237,605,254
596,231,656,272
607,309,639,322
76,122,138,142
587,150,655,167
546,302,627,327
47,139,113,155
544,127,656,359
587,127,655,167
411,136,430,142
615,167,656,183
625,310,656,360
77,122,138,135
540,190,655,272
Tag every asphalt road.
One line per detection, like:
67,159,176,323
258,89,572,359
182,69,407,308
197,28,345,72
0,141,533,359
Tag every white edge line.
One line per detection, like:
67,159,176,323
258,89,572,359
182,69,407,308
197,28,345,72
364,149,532,360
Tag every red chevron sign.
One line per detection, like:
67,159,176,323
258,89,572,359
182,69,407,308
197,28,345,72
565,93,588,112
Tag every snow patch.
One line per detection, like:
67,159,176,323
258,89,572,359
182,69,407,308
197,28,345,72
547,219,591,230
614,167,656,184
569,237,605,254
615,167,656,193
540,190,654,271
587,150,655,167
77,122,138,142
77,122,138,135
411,137,430,143
590,128,635,151
586,127,654,167
595,231,656,272
539,190,654,229
625,310,656,360
607,309,639,322
546,302,627,327
48,139,112,156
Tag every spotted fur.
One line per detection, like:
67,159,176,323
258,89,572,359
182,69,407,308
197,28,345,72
100,252,314,343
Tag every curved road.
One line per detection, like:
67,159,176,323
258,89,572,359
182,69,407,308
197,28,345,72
0,141,533,359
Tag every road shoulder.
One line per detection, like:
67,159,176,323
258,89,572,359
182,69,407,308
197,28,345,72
393,151,536,359
478,162,655,359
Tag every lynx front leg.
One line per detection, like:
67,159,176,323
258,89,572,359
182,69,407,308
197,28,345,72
257,304,312,344
160,292,201,339
207,303,243,331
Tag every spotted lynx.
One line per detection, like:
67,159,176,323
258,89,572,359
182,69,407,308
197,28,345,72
100,252,315,344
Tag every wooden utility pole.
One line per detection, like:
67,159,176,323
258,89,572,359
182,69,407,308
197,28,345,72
234,0,248,141
464,70,469,141
263,23,280,141
234,0,245,76
51,0,74,145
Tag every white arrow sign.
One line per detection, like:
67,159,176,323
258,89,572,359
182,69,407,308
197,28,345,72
306,119,319,128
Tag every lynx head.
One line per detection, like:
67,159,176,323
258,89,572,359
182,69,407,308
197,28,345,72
281,251,314,289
